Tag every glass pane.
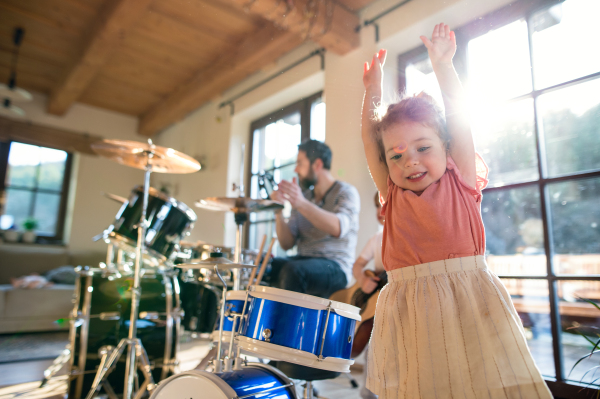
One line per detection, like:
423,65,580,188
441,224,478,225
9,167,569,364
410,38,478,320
405,55,444,108
532,0,600,89
482,186,546,275
558,280,600,385
6,142,40,188
4,188,33,230
472,98,538,186
33,192,61,235
501,278,554,377
38,147,67,191
467,19,532,102
310,98,326,142
548,178,600,274
538,78,600,177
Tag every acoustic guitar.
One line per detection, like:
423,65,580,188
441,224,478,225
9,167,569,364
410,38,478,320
350,270,388,357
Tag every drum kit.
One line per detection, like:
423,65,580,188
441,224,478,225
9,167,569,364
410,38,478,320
42,139,361,399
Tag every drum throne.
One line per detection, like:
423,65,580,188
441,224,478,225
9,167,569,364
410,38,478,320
273,361,340,399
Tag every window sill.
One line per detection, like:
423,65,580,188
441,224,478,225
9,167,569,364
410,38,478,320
0,241,66,248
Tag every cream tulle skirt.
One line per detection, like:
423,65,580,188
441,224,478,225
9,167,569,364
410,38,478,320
366,255,552,399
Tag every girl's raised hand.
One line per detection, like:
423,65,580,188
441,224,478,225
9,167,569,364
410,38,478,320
420,23,456,66
363,49,387,90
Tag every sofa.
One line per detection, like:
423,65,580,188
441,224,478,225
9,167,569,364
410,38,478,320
0,244,105,334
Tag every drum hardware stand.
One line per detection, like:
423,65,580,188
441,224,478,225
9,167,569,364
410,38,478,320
85,141,157,399
214,264,229,373
39,345,71,387
232,144,246,291
317,301,333,362
84,339,155,399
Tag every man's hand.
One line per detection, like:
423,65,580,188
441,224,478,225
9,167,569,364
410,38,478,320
270,189,284,209
277,178,307,209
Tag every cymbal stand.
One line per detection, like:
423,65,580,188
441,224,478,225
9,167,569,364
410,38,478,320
232,144,245,290
85,142,156,399
214,265,229,373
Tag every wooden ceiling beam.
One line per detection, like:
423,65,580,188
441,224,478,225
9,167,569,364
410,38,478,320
0,116,102,155
47,0,153,116
138,25,304,136
226,0,360,55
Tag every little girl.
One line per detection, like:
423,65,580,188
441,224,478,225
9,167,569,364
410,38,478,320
360,24,552,398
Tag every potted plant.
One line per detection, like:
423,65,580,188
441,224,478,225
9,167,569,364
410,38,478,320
567,296,600,397
21,217,39,243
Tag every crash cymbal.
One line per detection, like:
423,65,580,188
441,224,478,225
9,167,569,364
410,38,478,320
195,197,283,213
91,139,200,174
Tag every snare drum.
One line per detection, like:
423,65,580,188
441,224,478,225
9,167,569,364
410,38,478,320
150,363,296,399
106,186,196,263
237,286,361,372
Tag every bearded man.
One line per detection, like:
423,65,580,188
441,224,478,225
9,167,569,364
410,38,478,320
269,139,360,299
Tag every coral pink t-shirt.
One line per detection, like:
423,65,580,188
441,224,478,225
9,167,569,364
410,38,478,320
381,155,489,270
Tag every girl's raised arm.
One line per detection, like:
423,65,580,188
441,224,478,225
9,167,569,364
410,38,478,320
362,49,390,198
420,24,476,188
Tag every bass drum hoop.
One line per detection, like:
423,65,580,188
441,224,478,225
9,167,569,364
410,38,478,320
149,364,295,399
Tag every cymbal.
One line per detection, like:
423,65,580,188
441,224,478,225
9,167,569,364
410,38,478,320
176,252,254,270
91,139,200,174
177,261,255,270
195,197,284,213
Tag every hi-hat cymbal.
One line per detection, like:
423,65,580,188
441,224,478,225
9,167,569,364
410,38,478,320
91,139,200,174
176,252,254,270
195,197,283,213
177,258,255,270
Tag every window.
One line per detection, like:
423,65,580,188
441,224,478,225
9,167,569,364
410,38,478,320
246,93,325,256
0,141,72,243
398,0,600,391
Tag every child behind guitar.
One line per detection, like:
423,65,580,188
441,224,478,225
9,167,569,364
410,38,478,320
360,24,551,398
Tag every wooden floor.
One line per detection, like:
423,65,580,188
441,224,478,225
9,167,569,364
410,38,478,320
0,335,367,399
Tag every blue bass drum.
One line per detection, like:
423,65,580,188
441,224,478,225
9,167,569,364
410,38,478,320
237,286,361,372
149,363,296,399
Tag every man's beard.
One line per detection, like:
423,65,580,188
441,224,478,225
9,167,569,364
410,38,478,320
299,168,317,190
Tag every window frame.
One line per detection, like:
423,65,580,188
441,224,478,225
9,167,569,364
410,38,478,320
0,140,73,244
245,92,323,249
396,0,600,395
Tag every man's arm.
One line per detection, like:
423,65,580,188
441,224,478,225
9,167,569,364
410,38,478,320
294,201,342,238
271,189,296,250
274,211,296,250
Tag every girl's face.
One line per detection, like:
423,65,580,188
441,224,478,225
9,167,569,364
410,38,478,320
382,121,447,194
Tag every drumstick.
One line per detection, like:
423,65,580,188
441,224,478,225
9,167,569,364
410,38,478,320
247,235,267,286
255,237,276,287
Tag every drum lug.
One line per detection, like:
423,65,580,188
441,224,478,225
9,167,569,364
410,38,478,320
262,328,272,343
172,307,185,319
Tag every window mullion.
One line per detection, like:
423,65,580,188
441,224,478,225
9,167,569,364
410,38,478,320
526,10,564,383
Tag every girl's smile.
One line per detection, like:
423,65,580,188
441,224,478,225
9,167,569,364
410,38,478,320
382,121,447,193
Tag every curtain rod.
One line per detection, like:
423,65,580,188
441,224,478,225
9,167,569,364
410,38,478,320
219,48,326,115
357,0,413,42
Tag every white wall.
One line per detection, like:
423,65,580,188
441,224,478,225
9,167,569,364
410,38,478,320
16,92,143,254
